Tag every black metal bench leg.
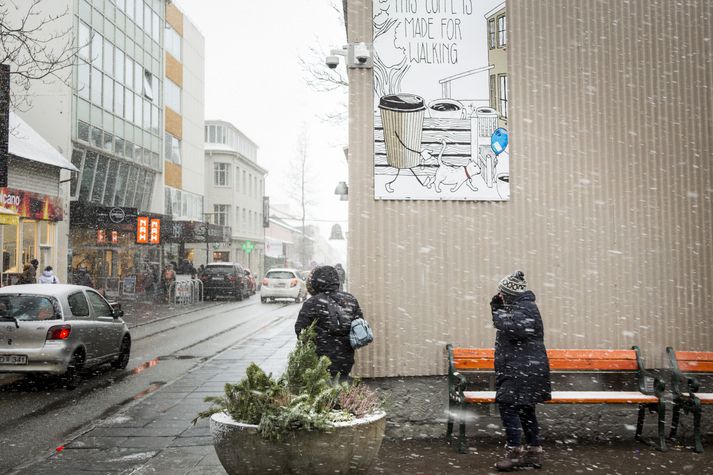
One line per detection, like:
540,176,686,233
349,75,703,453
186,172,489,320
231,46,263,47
446,401,454,442
693,403,703,453
457,402,467,453
635,404,646,442
669,403,680,439
657,400,667,451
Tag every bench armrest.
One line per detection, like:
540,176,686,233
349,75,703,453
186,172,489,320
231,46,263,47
638,368,665,398
448,371,467,401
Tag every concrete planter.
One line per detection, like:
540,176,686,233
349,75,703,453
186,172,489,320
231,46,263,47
209,410,387,474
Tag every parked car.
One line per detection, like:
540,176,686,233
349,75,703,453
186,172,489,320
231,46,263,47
243,268,257,295
0,284,131,389
201,262,249,300
260,268,307,303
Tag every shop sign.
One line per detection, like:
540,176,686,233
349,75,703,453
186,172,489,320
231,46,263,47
97,230,106,244
149,218,161,244
0,187,63,221
70,203,138,228
111,231,118,244
109,207,126,223
136,217,149,243
160,221,231,244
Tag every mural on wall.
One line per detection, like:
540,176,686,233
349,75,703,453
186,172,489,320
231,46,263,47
373,0,509,200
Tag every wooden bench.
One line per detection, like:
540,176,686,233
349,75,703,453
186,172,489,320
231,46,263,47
446,345,666,453
667,347,713,453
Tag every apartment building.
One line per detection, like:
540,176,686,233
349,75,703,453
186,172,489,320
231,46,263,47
204,120,267,277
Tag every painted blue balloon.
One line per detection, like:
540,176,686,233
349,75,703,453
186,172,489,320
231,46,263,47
491,128,509,155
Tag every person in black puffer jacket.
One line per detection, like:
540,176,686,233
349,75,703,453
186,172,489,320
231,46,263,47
491,271,551,472
295,265,362,380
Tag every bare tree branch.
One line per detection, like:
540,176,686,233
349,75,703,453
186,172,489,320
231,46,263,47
1,0,79,111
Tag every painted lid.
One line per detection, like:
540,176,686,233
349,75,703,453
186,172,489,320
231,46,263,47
379,93,426,112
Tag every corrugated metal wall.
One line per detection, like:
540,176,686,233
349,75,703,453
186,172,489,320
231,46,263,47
348,0,713,377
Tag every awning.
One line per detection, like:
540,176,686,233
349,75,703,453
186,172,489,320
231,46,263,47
8,111,78,171
0,207,18,226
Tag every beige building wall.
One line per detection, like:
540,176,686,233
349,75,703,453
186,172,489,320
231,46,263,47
348,0,713,377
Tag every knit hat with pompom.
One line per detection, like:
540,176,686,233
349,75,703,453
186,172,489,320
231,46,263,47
498,271,528,296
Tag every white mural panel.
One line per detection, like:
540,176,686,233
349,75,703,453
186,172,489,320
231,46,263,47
373,0,509,200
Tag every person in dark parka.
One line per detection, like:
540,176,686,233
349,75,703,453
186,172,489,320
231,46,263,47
491,271,551,472
295,265,362,379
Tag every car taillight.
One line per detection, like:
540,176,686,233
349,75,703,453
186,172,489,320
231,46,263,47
290,278,298,287
46,325,72,340
227,274,236,282
262,278,269,287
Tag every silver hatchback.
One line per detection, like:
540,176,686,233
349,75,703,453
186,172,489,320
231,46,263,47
0,284,131,389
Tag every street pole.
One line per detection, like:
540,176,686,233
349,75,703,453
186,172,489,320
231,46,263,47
0,64,10,188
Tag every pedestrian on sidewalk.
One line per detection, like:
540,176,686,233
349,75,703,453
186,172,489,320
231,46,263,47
295,265,363,381
38,266,60,284
17,262,37,284
491,271,551,472
334,263,346,291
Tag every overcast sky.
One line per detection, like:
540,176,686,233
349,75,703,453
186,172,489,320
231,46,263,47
174,0,349,240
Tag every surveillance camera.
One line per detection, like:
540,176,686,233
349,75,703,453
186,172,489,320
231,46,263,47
325,55,340,69
353,42,370,64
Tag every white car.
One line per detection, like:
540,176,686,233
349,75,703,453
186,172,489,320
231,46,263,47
0,284,131,389
260,268,307,303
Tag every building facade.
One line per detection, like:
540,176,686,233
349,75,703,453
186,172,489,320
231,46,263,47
346,0,713,378
204,120,266,277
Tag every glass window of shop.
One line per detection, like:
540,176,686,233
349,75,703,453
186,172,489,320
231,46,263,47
2,220,55,275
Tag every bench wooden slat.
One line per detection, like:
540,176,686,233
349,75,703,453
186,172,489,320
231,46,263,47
463,391,659,405
549,359,639,371
678,361,713,372
452,348,639,371
675,351,713,361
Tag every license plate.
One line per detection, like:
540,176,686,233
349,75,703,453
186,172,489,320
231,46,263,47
275,283,286,288
0,355,28,365
212,277,222,280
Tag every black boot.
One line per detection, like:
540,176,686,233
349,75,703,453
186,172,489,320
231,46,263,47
495,445,523,472
521,445,543,469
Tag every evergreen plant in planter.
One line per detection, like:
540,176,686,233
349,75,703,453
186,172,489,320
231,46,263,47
194,324,385,474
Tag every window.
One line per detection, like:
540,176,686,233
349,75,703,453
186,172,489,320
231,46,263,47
78,22,90,61
151,75,159,105
103,75,113,112
214,204,230,226
151,105,159,134
166,25,181,60
114,82,124,116
125,90,134,121
103,132,113,152
488,18,496,49
78,61,90,100
242,170,246,192
164,132,181,164
86,291,112,317
125,56,134,89
126,0,134,20
497,15,507,47
499,74,508,118
70,149,84,197
165,79,181,112
91,32,103,68
135,0,143,29
214,163,230,186
216,126,223,144
92,154,109,203
144,4,152,34
90,127,102,147
134,62,142,94
235,167,240,191
134,93,142,126
143,99,151,129
91,67,102,104
151,11,159,43
115,49,125,84
80,149,96,201
103,39,114,74
209,125,216,142
143,69,153,100
77,121,90,142
0,296,59,321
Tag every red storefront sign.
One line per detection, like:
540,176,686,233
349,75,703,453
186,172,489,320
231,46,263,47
149,219,161,244
137,217,160,244
0,187,63,221
97,230,106,243
136,217,149,243
111,231,118,244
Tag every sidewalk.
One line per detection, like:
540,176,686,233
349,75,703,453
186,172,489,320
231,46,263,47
12,313,713,474
119,299,227,328
13,315,296,474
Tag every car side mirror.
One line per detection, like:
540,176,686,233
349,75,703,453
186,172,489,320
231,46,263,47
109,302,124,319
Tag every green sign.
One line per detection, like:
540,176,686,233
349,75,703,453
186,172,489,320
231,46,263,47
242,240,254,254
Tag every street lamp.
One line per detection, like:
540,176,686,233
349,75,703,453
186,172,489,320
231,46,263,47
334,181,348,201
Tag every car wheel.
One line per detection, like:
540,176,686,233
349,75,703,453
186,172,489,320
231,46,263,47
62,350,84,390
261,297,267,303
112,336,131,370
